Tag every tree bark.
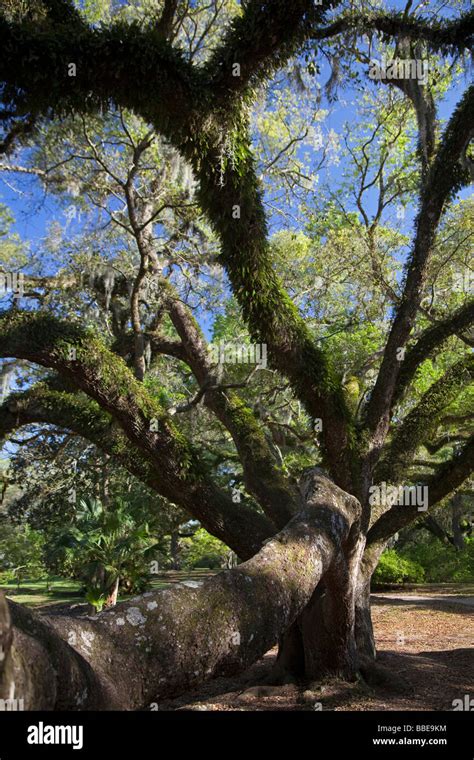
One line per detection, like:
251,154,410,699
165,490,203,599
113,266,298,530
354,572,377,663
0,471,360,710
274,528,368,683
105,578,120,609
170,531,181,570
452,493,465,549
355,547,383,665
275,552,378,684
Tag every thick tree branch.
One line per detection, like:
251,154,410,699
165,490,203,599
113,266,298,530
0,381,167,493
421,514,454,547
393,300,474,405
312,10,474,52
364,85,474,455
0,311,275,557
0,15,200,141
155,0,179,40
366,434,474,555
427,435,474,508
1,471,360,709
377,354,474,483
203,0,331,107
0,381,275,558
423,433,470,455
189,131,355,490
159,284,298,527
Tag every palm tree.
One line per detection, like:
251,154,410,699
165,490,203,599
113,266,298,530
48,498,158,612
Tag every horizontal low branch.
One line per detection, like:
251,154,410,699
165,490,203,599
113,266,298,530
1,471,360,710
0,313,276,558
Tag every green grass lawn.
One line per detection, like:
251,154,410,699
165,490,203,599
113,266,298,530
2,574,472,610
1,570,218,608
1,576,84,607
3,573,473,609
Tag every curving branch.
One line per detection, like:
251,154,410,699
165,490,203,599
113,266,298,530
426,434,474,508
421,514,455,547
0,471,360,709
423,433,471,456
161,285,298,528
0,380,275,559
187,126,356,490
312,10,474,53
377,353,474,483
0,311,276,557
366,434,474,556
364,85,474,455
393,299,474,406
0,13,201,142
0,381,165,492
203,0,328,108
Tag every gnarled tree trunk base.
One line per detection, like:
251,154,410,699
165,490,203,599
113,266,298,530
1,471,361,710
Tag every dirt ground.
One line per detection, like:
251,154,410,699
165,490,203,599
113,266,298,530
34,586,473,711
157,593,474,712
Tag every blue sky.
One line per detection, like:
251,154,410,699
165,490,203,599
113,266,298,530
0,1,471,268
0,1,471,454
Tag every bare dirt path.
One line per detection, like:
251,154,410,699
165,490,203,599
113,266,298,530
373,593,474,608
32,583,473,711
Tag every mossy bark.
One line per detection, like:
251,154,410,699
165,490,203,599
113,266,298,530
275,571,359,684
0,471,360,710
274,533,369,683
354,573,377,663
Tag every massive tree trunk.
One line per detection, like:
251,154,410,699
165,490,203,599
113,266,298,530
170,531,181,570
0,471,361,710
452,493,465,549
274,528,375,683
354,565,377,663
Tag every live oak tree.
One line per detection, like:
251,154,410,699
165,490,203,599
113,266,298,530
0,0,473,709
